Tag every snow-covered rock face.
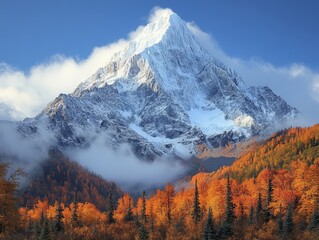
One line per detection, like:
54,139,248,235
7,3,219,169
20,9,298,160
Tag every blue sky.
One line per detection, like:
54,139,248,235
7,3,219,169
1,0,319,71
0,1,318,123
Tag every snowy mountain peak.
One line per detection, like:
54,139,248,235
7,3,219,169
128,9,186,53
74,9,208,103
23,8,298,161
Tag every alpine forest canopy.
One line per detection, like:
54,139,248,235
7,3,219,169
1,124,319,239
19,150,123,210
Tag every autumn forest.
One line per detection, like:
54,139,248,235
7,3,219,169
1,124,319,240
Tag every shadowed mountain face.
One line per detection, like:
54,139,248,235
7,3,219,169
19,150,123,210
19,9,297,162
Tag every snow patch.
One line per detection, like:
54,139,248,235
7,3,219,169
233,115,255,128
187,107,237,135
129,123,193,158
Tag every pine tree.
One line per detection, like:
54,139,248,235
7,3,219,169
138,223,149,240
141,190,147,224
165,184,175,224
266,178,273,206
124,198,134,222
32,221,41,240
308,203,319,231
191,179,201,224
40,211,45,225
256,192,263,224
277,204,283,235
239,202,245,222
283,203,294,237
27,220,34,235
39,218,50,240
221,175,235,238
202,207,216,240
175,217,186,234
135,213,141,228
71,190,80,227
249,206,255,225
48,220,55,237
264,178,273,222
107,191,116,224
54,200,64,232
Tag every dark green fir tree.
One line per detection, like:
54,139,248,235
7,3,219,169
239,202,245,222
221,175,235,238
71,190,80,227
249,206,255,225
32,221,41,240
191,179,201,224
264,178,273,222
54,199,64,232
39,218,50,240
308,203,319,231
277,204,283,235
256,192,263,224
202,207,216,240
283,203,294,237
124,199,134,222
107,191,116,224
141,190,147,224
138,223,149,240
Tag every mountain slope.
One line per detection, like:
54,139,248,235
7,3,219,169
143,124,319,239
19,9,297,161
20,150,123,210
205,124,319,181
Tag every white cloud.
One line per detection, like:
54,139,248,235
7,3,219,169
0,102,24,121
0,7,318,125
68,133,185,191
0,121,56,188
148,6,173,23
0,40,127,120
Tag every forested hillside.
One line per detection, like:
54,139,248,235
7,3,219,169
1,125,319,239
214,124,319,181
20,150,123,210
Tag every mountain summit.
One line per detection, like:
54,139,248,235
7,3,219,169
21,9,298,160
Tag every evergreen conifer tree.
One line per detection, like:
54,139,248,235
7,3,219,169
277,204,283,235
283,203,294,236
135,213,141,228
191,179,201,224
32,221,41,240
141,190,147,224
124,199,134,222
107,191,116,224
239,202,245,222
27,221,34,235
202,207,216,240
266,178,273,205
308,203,319,231
256,192,263,224
221,175,235,238
54,200,64,232
40,211,45,225
249,206,255,225
165,184,175,224
138,223,149,240
71,190,80,227
39,218,50,240
264,178,273,222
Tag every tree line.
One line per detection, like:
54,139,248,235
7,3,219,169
2,172,318,240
